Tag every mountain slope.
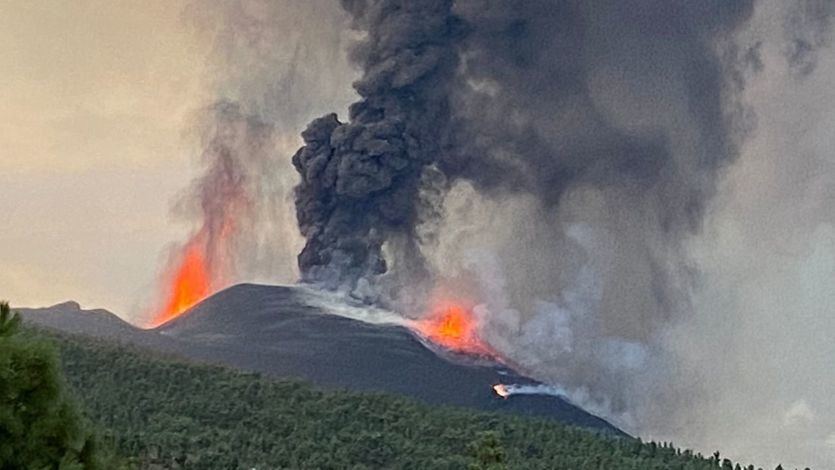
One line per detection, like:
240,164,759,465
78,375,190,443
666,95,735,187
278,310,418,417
39,328,757,470
18,284,619,433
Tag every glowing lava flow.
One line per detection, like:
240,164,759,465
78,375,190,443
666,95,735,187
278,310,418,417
414,303,494,356
493,384,510,398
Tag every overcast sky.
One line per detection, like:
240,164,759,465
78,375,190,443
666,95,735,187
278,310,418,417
1,1,221,313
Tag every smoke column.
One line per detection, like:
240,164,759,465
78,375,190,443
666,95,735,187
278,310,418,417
292,0,753,412
293,0,463,301
291,0,834,467
147,102,273,327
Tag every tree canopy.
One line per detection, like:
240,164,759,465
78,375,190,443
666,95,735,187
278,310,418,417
0,302,105,469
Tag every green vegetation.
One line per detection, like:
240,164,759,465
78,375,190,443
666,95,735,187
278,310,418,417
3,301,791,469
20,326,783,470
0,302,115,469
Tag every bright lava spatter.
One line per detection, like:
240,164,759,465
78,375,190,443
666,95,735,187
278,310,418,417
415,303,494,357
493,384,510,398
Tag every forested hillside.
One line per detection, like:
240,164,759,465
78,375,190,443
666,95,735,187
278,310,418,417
18,327,786,469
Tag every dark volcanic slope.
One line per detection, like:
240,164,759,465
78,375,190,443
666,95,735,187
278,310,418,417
17,301,145,342
18,284,621,434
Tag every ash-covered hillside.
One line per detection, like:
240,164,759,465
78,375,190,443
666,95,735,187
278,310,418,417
18,283,620,434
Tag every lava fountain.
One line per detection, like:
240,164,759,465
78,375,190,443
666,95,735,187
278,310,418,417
145,102,271,328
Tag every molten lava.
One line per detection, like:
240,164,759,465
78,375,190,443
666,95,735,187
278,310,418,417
150,239,211,327
415,303,494,356
493,384,510,399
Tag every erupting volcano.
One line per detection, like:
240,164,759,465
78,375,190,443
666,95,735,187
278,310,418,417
145,102,274,328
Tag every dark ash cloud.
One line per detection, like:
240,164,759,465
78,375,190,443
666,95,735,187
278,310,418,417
292,0,755,318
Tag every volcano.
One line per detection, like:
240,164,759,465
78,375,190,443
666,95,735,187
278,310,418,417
17,284,621,434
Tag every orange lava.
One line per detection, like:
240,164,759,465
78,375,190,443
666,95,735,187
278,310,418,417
415,303,494,356
151,240,211,327
493,384,510,398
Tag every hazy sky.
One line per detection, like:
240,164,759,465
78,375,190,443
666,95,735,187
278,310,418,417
1,0,356,317
1,1,215,312
2,1,834,467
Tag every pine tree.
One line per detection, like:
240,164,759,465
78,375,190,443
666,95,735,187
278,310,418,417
0,302,102,468
469,430,506,470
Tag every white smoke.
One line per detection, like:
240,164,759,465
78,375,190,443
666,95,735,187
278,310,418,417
420,2,835,468
295,284,407,326
660,2,835,466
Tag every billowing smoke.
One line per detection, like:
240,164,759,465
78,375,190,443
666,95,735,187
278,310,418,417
292,0,752,412
292,0,463,301
293,0,752,308
290,0,835,467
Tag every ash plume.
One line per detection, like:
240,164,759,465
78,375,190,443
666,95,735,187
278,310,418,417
290,0,763,450
293,0,463,298
293,0,754,339
148,0,835,467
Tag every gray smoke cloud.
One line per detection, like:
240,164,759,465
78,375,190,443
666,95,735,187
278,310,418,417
292,0,464,301
293,0,753,306
291,0,754,412
663,2,835,467
288,0,833,467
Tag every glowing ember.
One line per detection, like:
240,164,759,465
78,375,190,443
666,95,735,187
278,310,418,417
493,384,510,399
415,303,494,356
150,238,211,327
